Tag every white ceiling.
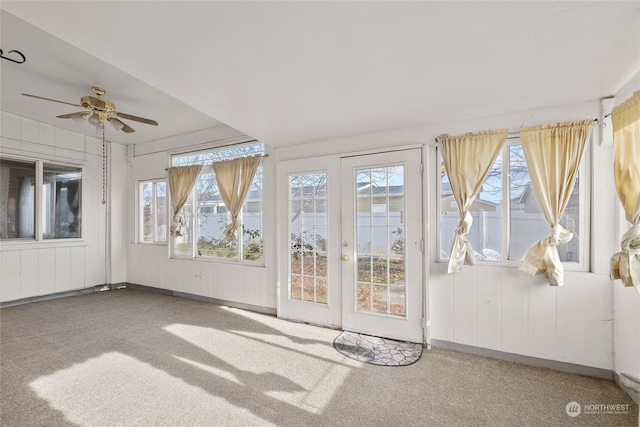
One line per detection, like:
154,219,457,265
1,1,638,148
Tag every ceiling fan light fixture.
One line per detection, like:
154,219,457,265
71,113,86,126
108,117,125,131
87,112,101,126
57,111,92,126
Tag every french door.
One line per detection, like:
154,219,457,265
278,149,424,342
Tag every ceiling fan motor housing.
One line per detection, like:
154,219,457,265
81,96,115,113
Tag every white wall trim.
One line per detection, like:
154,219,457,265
431,339,612,380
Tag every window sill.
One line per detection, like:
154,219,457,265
0,238,86,251
434,259,589,272
171,255,265,268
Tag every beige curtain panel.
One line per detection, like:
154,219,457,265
213,155,262,240
438,129,508,273
519,120,593,286
610,90,640,292
168,165,203,237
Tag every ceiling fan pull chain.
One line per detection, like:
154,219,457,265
102,126,107,205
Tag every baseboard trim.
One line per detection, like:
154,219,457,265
125,282,277,316
0,283,127,309
615,372,640,405
430,339,613,380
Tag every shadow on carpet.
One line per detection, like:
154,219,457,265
333,331,423,366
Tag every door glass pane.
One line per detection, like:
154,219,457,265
354,165,406,317
288,172,328,304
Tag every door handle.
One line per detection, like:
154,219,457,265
342,255,350,262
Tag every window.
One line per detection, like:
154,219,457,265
171,143,264,263
139,179,167,244
439,139,587,268
1,157,82,240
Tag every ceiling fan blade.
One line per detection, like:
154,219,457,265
109,117,136,133
116,111,158,126
22,93,83,108
121,123,136,133
56,112,87,119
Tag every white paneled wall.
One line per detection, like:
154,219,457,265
614,285,640,391
127,239,273,309
0,111,110,302
430,265,613,369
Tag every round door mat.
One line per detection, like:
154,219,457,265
333,331,423,366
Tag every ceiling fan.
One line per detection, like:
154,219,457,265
22,86,158,133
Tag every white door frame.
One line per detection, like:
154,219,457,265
340,149,424,343
277,157,342,328
277,147,428,344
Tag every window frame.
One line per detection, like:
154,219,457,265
169,143,264,265
138,178,167,245
0,155,84,243
437,138,590,272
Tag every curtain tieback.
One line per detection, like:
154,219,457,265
620,224,640,254
610,224,640,291
548,224,572,246
170,214,186,237
447,211,475,273
223,217,241,240
455,211,473,236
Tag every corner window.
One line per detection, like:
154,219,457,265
1,157,82,240
139,179,167,244
171,143,264,263
439,139,588,268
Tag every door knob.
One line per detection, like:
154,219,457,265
342,255,350,261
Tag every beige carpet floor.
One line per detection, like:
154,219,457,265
1,288,637,426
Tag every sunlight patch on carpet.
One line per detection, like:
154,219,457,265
333,331,423,366
28,352,260,426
